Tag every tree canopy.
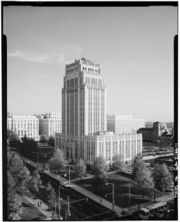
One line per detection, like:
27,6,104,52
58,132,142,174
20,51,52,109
29,169,42,193
7,151,30,219
48,136,55,147
49,149,67,172
112,155,126,172
153,163,173,191
132,155,154,197
7,172,21,220
39,135,48,144
18,136,38,160
7,151,30,190
76,159,86,177
7,129,20,148
93,156,107,177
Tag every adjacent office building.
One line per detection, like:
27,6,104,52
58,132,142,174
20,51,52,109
39,112,62,138
107,115,145,134
55,58,142,164
7,113,39,141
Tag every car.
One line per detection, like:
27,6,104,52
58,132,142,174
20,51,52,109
138,208,150,220
121,210,129,216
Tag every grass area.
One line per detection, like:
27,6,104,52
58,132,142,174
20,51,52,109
76,173,163,209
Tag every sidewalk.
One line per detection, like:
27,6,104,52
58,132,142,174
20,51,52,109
21,195,53,220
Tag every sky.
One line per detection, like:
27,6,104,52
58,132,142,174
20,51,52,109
3,5,177,122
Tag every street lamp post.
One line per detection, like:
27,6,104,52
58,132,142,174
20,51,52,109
58,185,64,220
68,165,71,184
105,183,115,210
67,196,71,219
128,182,131,213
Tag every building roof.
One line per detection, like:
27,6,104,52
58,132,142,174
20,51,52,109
137,127,153,132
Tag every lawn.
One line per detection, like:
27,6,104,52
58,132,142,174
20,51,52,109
76,173,163,209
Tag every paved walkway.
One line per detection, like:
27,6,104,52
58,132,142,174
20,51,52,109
21,195,53,220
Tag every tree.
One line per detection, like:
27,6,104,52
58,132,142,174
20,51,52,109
40,135,48,144
49,149,67,172
132,155,154,197
7,151,30,191
29,169,42,193
76,159,86,178
44,182,56,209
92,157,108,193
93,156,107,177
48,136,55,147
7,129,20,149
112,155,126,172
19,136,38,160
153,163,173,192
7,171,21,220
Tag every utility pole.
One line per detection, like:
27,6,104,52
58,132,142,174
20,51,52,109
128,182,131,213
67,196,71,219
59,185,61,220
55,196,57,219
68,165,70,184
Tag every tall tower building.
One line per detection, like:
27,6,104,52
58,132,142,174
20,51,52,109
56,58,142,164
62,58,106,137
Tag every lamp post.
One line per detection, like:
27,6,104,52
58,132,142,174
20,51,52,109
105,183,115,209
67,196,71,219
68,165,70,184
58,185,63,220
128,182,131,213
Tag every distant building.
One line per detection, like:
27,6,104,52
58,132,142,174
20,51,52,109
55,58,142,164
7,113,39,141
39,112,62,138
137,121,173,147
107,115,145,134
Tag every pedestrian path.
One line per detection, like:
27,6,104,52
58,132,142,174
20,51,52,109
21,195,52,220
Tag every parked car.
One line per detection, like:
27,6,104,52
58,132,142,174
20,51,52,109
138,208,150,220
121,210,129,216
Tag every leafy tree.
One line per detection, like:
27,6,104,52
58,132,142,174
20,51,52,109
132,155,154,197
7,129,20,149
40,135,48,144
112,155,126,172
7,171,21,220
7,151,30,191
19,137,38,160
93,156,107,177
29,169,42,193
49,149,67,172
48,136,55,147
44,182,56,209
76,159,86,178
92,157,107,193
153,163,173,192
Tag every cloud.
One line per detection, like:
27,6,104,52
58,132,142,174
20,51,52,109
8,50,61,64
8,43,83,65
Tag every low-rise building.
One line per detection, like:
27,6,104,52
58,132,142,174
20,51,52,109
39,112,62,138
107,115,145,134
137,121,173,147
55,131,142,165
7,113,39,141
